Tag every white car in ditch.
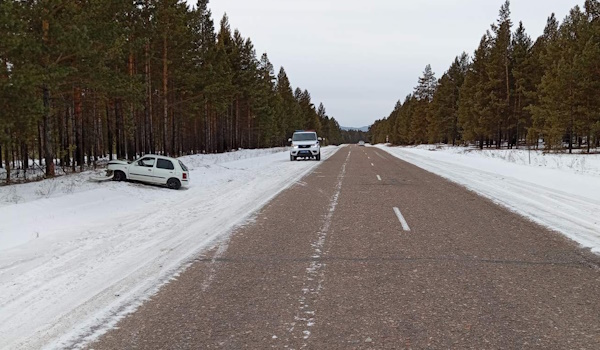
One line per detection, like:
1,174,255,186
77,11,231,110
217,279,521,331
289,131,322,161
107,155,190,189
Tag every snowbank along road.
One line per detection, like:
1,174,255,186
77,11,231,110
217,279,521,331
0,147,339,350
89,145,600,349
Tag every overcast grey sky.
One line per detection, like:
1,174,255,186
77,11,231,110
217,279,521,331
188,0,583,128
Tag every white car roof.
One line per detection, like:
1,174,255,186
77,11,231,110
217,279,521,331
139,154,178,161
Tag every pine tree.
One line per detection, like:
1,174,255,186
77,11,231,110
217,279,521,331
487,0,513,148
511,21,534,148
533,6,589,152
459,34,492,148
254,53,279,147
395,95,415,144
276,67,302,143
527,14,560,148
411,64,436,144
584,0,600,149
430,53,468,144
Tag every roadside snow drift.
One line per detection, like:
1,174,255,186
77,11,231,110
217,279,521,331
378,145,600,253
0,147,338,350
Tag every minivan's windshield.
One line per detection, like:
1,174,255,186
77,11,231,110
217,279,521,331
292,132,317,141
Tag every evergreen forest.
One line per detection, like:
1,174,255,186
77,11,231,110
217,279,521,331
370,0,600,154
0,0,347,182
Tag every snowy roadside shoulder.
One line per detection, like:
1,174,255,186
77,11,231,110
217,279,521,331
0,146,339,350
400,144,600,177
377,144,600,253
0,148,290,209
179,147,289,169
0,148,292,252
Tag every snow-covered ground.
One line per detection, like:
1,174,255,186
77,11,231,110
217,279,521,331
0,147,339,350
377,144,600,253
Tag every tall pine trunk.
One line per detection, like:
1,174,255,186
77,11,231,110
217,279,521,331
114,99,121,159
41,18,55,177
74,86,84,171
4,142,10,183
145,41,154,155
57,110,63,167
162,35,169,156
569,81,574,154
128,51,135,160
106,102,113,161
43,86,55,177
37,122,43,167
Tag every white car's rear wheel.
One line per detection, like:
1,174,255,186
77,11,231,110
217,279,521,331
167,178,181,190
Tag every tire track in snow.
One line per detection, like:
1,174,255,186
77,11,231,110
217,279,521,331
285,150,351,348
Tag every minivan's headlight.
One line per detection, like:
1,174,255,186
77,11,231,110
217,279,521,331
293,145,299,149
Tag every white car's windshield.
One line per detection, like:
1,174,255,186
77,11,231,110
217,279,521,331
292,133,317,141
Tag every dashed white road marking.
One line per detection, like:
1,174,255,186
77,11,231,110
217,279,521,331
393,207,411,231
377,175,382,181
371,163,374,167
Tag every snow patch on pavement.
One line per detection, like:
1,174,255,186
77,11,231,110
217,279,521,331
200,240,230,293
288,149,350,347
0,146,338,350
377,145,600,253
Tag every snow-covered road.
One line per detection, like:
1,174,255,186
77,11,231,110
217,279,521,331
0,147,339,350
377,145,600,254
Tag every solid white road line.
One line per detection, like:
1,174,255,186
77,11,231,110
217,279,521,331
377,175,382,181
393,207,411,231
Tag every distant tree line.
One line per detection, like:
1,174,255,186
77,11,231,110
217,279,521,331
0,0,346,182
340,129,368,144
370,0,600,153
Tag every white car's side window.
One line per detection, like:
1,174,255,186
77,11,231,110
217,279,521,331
156,159,175,170
138,158,156,167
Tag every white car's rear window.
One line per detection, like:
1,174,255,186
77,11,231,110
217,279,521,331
178,160,189,172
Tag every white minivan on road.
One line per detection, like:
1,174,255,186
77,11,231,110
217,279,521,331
289,131,322,161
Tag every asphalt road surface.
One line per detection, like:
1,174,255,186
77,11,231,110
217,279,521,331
89,146,600,349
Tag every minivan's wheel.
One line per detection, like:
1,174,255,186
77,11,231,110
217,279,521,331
167,178,181,190
290,155,295,161
316,152,321,161
113,170,126,181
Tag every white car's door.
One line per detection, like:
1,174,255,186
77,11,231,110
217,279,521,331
154,158,176,185
129,157,156,183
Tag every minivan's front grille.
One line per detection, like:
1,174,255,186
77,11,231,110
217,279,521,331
299,145,311,149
